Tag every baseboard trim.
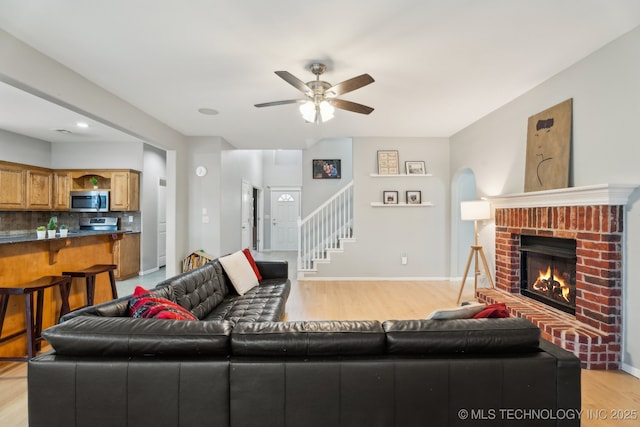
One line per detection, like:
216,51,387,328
621,362,640,379
298,276,452,282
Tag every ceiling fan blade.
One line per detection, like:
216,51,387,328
330,99,374,115
274,71,312,96
254,99,303,108
325,74,374,97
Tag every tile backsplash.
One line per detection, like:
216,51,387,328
0,211,141,235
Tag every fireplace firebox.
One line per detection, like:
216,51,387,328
520,235,577,315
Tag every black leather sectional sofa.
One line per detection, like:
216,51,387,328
28,258,581,427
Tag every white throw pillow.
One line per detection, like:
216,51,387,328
426,303,486,320
219,251,259,295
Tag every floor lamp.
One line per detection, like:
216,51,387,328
457,200,495,304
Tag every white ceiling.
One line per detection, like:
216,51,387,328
1,0,639,149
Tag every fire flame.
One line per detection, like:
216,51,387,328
532,266,571,302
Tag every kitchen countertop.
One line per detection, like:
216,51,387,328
0,230,139,245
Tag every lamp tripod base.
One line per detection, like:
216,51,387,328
456,245,495,305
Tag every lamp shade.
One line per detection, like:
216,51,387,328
461,200,491,221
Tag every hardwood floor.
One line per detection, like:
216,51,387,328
1,278,638,426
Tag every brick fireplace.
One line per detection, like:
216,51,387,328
476,184,636,369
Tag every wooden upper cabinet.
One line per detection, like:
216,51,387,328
0,162,26,209
0,162,140,212
53,171,72,210
110,170,140,211
26,168,53,210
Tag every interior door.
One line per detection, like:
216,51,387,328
270,189,300,251
241,181,254,249
158,177,167,267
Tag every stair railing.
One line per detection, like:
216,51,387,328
298,181,354,271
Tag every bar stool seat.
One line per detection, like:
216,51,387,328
62,264,118,307
0,275,72,361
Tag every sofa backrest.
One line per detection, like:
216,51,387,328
156,261,231,319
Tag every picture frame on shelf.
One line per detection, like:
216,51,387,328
313,159,341,179
377,150,399,175
405,161,426,175
406,190,422,205
383,191,399,204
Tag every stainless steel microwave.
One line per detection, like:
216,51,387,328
69,190,110,212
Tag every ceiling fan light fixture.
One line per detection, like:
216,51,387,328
299,101,317,123
319,100,335,122
299,100,335,123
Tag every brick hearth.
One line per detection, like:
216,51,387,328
477,185,636,369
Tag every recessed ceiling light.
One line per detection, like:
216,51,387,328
54,129,72,134
76,121,89,128
198,108,219,116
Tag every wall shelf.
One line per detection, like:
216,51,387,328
370,202,434,207
369,173,433,178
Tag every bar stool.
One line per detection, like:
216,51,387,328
62,264,118,307
0,275,72,361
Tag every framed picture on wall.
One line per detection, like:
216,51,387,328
313,159,341,179
406,190,422,205
405,161,426,175
383,191,398,204
377,150,399,175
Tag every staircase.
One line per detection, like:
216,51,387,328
298,181,354,274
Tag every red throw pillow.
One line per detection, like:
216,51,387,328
242,248,262,281
129,286,197,321
472,302,510,319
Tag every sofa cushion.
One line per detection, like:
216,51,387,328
219,251,259,295
243,248,262,280
231,320,386,356
204,295,286,323
129,286,198,321
155,263,230,319
426,302,486,320
473,302,510,318
42,316,233,356
383,318,540,354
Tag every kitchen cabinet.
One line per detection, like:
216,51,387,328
0,161,26,209
53,171,71,210
111,170,140,211
113,233,140,280
0,162,140,212
26,167,53,210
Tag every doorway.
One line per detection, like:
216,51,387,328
451,168,477,277
157,177,167,267
270,188,301,251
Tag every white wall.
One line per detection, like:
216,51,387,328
220,148,263,255
450,26,640,376
0,129,51,167
313,137,450,278
52,141,144,170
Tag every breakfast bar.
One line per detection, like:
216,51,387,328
0,231,126,359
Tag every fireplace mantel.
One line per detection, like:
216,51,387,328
489,184,637,208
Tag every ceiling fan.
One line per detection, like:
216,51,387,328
255,63,374,123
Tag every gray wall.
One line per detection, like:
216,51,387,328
301,138,353,216
450,26,640,376
312,136,450,278
141,145,167,273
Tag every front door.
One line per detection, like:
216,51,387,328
270,189,300,251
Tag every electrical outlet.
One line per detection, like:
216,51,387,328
401,254,408,265
202,216,210,224
128,216,133,223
